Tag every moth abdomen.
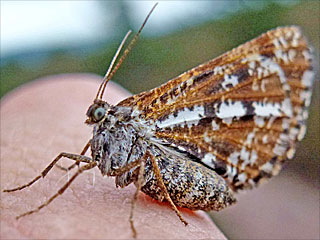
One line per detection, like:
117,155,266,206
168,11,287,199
140,145,236,211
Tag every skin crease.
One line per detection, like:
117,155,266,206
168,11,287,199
0,74,226,239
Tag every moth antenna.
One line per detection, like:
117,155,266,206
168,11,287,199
95,30,132,100
98,2,158,99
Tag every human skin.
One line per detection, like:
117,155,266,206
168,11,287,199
0,74,226,239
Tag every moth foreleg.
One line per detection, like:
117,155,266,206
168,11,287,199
55,140,91,172
3,152,92,193
110,160,141,176
15,161,97,219
147,151,188,226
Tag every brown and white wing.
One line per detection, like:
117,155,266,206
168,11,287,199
118,26,314,191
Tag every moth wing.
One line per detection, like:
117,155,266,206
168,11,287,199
118,26,313,128
118,26,314,191
155,115,295,191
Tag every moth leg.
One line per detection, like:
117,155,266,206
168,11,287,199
16,161,97,219
111,160,141,176
55,161,82,172
3,152,92,192
129,154,147,238
56,140,91,172
147,151,188,226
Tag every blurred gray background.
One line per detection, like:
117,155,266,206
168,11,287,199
1,1,319,239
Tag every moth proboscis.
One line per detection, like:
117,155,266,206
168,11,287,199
3,3,315,239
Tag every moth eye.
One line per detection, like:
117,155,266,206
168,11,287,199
93,107,106,121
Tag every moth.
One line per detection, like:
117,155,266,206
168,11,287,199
4,4,315,238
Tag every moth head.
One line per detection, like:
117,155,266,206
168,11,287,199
85,100,110,125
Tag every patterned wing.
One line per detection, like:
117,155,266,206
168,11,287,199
118,26,314,191
155,116,296,191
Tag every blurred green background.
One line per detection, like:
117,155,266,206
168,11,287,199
1,1,319,239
